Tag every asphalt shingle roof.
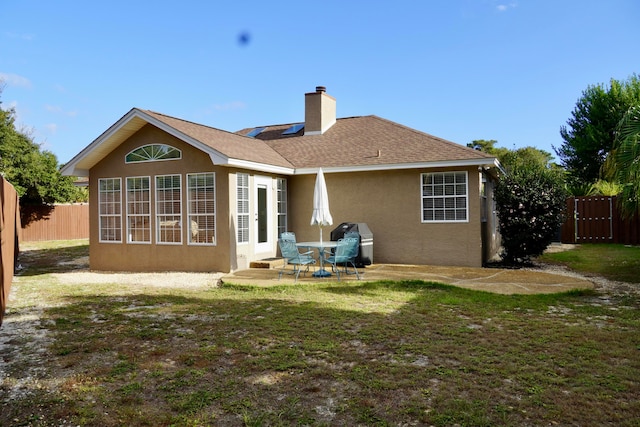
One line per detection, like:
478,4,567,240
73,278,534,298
237,115,494,169
61,108,496,178
143,110,293,169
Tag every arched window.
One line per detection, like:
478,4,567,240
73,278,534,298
125,144,181,163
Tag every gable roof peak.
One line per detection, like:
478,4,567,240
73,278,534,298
60,107,294,177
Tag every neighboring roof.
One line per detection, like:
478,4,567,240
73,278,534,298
62,109,498,177
61,108,294,177
238,115,498,173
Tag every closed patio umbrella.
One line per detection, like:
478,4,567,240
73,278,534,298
310,168,333,244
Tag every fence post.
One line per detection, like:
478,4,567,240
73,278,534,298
608,197,613,242
573,198,578,243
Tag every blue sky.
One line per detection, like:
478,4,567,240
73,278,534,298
1,0,638,165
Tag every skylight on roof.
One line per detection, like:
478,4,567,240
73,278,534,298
282,123,304,135
246,127,265,138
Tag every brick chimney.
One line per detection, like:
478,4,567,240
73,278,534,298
304,86,336,135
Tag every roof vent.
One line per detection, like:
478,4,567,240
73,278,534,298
316,86,326,93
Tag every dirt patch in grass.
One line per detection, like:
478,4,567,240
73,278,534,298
55,270,223,289
17,239,224,289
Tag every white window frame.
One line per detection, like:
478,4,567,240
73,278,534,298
187,172,216,245
125,144,182,163
98,178,122,243
237,173,249,244
421,171,469,223
277,177,288,238
480,173,488,223
155,174,183,245
126,176,151,244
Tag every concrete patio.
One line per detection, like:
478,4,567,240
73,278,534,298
222,262,595,295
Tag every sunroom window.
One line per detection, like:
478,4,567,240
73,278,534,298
277,178,288,237
126,176,151,243
98,178,122,242
156,175,182,244
188,173,216,245
237,173,249,243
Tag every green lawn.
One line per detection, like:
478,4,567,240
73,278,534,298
538,243,640,283
1,241,639,426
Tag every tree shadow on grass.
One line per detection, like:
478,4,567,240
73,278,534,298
16,243,89,276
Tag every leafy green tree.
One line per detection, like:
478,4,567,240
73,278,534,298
469,139,559,173
467,139,510,160
589,180,622,197
565,179,621,197
467,139,498,152
556,74,640,184
0,87,86,208
499,146,556,173
603,105,640,218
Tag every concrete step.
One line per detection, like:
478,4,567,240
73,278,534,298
250,257,285,269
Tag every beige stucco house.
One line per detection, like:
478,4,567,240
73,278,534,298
61,87,501,273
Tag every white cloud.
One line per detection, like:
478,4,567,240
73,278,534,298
496,2,517,12
44,123,58,134
5,32,35,41
45,104,78,117
0,72,32,88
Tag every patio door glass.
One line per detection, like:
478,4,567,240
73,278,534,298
254,176,272,253
257,185,267,243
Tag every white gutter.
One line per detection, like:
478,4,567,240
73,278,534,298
295,157,501,175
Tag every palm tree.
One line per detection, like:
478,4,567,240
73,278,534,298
604,105,640,218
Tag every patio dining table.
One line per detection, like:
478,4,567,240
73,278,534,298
296,241,338,277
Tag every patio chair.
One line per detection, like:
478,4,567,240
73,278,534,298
280,231,297,242
343,231,363,270
278,238,316,282
326,230,359,257
344,231,360,240
325,237,361,281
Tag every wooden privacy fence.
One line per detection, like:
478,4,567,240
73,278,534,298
21,203,89,241
1,177,20,327
561,196,640,245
